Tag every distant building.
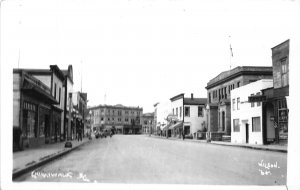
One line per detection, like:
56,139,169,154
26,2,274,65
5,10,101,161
87,104,143,134
141,113,154,134
205,66,273,140
154,100,172,135
153,102,159,135
231,79,274,145
61,65,74,141
168,93,207,139
72,92,88,138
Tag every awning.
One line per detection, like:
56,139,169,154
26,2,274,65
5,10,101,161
162,123,172,131
169,121,183,130
22,75,58,105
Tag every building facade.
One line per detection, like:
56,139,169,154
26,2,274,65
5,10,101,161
72,92,88,138
88,104,143,134
141,113,154,134
27,65,66,143
167,93,207,139
231,79,274,145
262,40,290,144
205,66,273,140
13,69,60,149
62,65,74,141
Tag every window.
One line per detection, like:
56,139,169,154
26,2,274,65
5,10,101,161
198,106,203,117
233,119,240,132
176,108,178,116
173,108,174,115
252,117,261,132
54,83,57,99
184,106,190,117
224,87,227,99
58,87,61,104
250,94,254,107
101,117,103,121
180,107,182,117
232,99,235,111
237,82,240,88
237,98,240,110
256,92,261,106
144,120,148,125
209,93,211,103
281,58,288,87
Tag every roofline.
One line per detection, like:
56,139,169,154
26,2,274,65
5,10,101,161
88,104,143,110
206,66,273,89
271,39,290,50
170,93,184,102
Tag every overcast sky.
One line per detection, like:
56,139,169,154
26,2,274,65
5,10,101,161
1,0,300,113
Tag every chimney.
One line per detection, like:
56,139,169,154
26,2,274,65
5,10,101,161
191,93,194,100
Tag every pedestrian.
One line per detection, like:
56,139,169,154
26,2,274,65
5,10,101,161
182,131,185,140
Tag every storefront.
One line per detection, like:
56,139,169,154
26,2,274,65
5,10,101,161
18,71,58,148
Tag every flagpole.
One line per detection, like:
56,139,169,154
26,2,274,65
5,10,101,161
229,35,233,70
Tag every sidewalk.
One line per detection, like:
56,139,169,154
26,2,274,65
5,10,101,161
13,137,91,179
148,135,287,153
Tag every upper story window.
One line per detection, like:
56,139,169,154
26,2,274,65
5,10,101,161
173,108,174,115
58,87,61,104
118,110,122,116
256,92,261,107
237,82,240,88
180,107,182,117
281,58,288,87
232,99,235,111
54,83,57,99
237,98,240,110
184,106,190,117
251,94,255,107
176,108,178,116
198,106,203,117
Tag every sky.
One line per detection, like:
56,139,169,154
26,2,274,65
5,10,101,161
1,0,300,113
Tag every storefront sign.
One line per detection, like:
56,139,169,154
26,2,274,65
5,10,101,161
248,95,266,102
278,109,288,122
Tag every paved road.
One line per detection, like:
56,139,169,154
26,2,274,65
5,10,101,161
15,135,287,185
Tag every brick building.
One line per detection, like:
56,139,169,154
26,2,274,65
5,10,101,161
205,66,273,140
87,104,143,134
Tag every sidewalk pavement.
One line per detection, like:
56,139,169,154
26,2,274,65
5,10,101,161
13,137,91,180
148,135,287,153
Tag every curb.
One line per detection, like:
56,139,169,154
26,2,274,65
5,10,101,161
12,140,91,180
148,136,287,153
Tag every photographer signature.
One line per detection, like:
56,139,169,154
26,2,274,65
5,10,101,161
257,160,280,176
31,170,97,182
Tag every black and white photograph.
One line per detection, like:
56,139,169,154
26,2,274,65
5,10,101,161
1,0,300,190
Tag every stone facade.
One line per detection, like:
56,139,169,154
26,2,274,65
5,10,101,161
206,66,273,140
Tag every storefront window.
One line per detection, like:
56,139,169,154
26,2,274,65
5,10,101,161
23,101,37,138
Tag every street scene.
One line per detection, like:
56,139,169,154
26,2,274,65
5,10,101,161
14,135,287,185
1,0,300,189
